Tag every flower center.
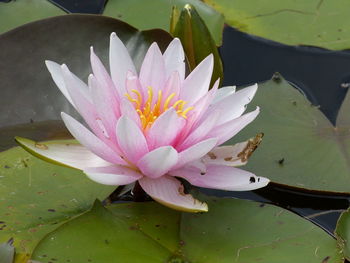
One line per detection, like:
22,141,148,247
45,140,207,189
125,87,194,130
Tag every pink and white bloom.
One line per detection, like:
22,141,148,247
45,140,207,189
17,33,269,212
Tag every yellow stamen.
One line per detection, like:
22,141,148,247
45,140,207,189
173,100,185,110
177,101,187,111
153,90,163,115
131,89,142,105
125,93,140,108
125,87,194,130
163,93,176,111
181,106,194,117
146,86,153,105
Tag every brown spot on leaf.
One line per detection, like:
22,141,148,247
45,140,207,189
322,256,330,263
237,133,264,162
178,184,186,196
129,224,140,230
224,157,233,161
35,142,48,150
207,152,217,159
47,209,56,212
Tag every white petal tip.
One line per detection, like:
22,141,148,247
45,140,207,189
60,64,69,71
153,197,209,213
139,176,209,213
111,32,117,38
45,60,54,66
60,111,69,119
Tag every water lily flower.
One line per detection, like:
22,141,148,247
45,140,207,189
16,33,269,212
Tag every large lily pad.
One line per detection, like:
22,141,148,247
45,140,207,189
31,198,341,262
0,143,115,262
204,0,350,50
0,0,64,34
232,74,350,193
0,14,172,149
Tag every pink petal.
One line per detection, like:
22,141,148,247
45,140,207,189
163,38,185,81
139,176,208,212
210,84,258,125
61,112,126,165
176,79,219,143
59,64,92,105
178,110,220,151
84,165,142,185
125,71,145,101
170,164,269,191
90,46,121,106
208,107,260,146
139,43,166,96
137,146,178,178
89,74,119,142
61,65,114,147
147,108,185,150
116,116,149,164
162,71,181,102
120,98,141,128
109,32,136,95
180,54,213,104
173,138,218,170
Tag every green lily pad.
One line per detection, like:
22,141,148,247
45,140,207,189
31,198,341,263
0,143,115,262
0,14,172,149
231,74,350,193
0,0,224,46
204,0,350,50
0,0,65,34
104,0,224,45
335,208,350,261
